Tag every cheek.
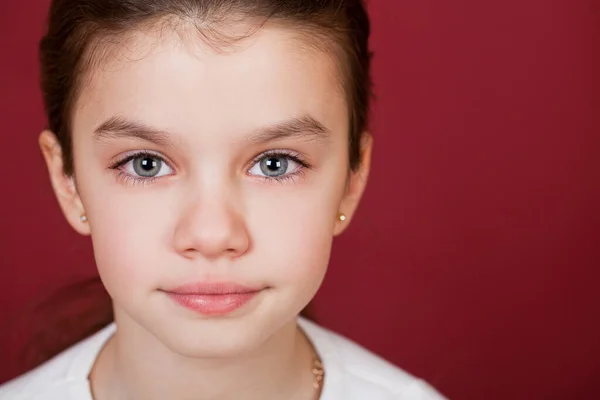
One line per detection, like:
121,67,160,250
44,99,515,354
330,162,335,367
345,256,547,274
255,214,333,285
246,178,345,289
79,178,174,296
91,216,158,292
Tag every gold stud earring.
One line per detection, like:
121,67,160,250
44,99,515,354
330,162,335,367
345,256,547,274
338,213,347,222
80,215,88,223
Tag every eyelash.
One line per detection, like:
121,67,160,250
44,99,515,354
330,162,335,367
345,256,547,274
248,149,311,184
108,150,167,187
108,149,311,186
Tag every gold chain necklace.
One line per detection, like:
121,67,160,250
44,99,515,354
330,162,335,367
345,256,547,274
312,358,325,389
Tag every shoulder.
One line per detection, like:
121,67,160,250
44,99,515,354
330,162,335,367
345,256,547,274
0,349,86,400
0,323,115,400
298,318,447,400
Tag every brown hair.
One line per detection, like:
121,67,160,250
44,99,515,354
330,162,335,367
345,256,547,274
23,0,372,372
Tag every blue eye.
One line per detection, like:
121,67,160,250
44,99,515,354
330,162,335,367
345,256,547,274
126,155,172,178
131,156,163,177
112,152,173,180
249,152,304,179
260,156,289,177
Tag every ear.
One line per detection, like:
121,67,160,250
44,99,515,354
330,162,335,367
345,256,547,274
334,132,373,236
39,130,90,236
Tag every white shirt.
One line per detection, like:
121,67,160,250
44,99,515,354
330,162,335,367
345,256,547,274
0,318,447,399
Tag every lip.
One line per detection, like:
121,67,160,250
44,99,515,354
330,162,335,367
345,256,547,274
163,282,263,316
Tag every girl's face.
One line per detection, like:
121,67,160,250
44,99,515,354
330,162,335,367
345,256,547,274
42,22,371,357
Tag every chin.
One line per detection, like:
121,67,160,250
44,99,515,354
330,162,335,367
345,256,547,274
152,315,277,358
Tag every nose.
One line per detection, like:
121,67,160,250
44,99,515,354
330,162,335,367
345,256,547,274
172,187,250,261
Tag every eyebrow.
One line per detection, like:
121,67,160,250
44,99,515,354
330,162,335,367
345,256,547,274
245,115,331,144
93,116,173,146
93,114,330,146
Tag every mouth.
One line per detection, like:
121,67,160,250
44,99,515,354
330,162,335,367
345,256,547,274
162,282,264,316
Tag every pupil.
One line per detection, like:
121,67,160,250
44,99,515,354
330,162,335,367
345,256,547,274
266,158,281,171
141,158,156,171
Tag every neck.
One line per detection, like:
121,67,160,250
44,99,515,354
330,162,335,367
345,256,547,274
90,309,318,400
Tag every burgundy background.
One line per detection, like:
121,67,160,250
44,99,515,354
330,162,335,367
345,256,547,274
0,1,598,399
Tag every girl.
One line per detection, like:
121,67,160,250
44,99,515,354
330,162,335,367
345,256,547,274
0,0,446,399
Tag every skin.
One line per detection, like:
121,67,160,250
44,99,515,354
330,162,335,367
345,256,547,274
40,20,372,400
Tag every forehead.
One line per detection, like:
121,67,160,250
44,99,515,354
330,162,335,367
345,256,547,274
73,22,348,139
